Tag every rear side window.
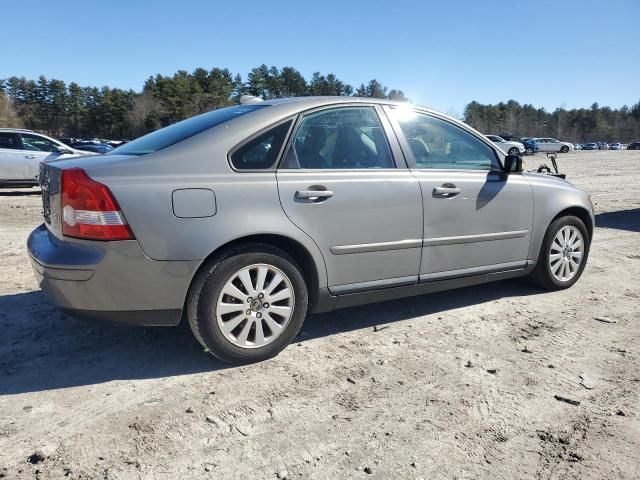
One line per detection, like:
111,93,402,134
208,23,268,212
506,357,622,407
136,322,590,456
0,132,21,150
281,107,394,169
230,120,292,170
112,105,267,156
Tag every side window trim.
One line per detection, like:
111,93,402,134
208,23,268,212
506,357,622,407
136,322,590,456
227,117,296,172
277,104,401,171
383,106,504,172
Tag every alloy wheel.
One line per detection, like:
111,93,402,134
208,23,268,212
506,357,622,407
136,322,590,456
549,226,584,282
215,263,295,348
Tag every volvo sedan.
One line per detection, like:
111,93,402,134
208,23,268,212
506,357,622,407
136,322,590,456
28,97,594,364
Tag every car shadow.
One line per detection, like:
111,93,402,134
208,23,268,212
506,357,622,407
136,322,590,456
303,278,541,341
1,280,542,395
595,208,640,233
0,291,223,395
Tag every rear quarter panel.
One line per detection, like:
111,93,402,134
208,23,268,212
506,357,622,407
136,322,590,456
75,114,329,289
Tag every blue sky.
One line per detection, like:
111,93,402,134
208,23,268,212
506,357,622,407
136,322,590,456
2,0,638,115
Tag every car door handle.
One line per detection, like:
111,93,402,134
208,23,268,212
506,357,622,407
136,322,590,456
295,189,334,201
433,185,461,197
25,154,38,159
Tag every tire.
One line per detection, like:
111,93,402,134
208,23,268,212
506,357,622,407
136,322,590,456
187,243,309,364
525,148,534,155
508,147,520,156
560,146,569,153
529,215,590,290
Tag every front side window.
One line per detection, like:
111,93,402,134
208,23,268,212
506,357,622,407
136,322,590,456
20,133,58,152
281,107,394,169
230,120,292,170
0,132,21,150
390,109,497,170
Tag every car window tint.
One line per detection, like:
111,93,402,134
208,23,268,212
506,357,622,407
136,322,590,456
282,107,394,169
112,105,267,156
391,110,497,170
21,133,57,152
230,120,292,170
0,132,21,150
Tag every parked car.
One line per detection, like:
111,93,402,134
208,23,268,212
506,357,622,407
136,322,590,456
628,142,640,150
522,138,539,155
574,144,582,151
582,143,598,150
0,129,96,186
532,138,574,153
28,97,594,364
609,143,622,150
485,135,525,155
71,142,115,154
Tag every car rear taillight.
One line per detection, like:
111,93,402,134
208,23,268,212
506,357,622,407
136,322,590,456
61,168,134,241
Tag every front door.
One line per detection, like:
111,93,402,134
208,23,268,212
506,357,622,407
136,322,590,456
277,105,423,293
19,133,62,180
386,107,534,280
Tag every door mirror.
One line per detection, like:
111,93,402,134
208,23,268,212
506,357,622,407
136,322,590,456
504,155,522,173
54,145,72,155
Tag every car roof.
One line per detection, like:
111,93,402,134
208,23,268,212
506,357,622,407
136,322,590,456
0,128,34,133
257,96,447,117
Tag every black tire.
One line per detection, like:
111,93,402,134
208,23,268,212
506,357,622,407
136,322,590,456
186,243,308,364
560,145,569,153
508,147,520,156
528,215,590,290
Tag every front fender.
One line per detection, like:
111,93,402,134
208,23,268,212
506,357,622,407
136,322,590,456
527,173,594,261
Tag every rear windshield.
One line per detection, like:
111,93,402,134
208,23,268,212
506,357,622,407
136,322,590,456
111,104,267,156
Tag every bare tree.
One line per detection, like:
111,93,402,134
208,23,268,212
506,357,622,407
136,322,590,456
0,93,23,128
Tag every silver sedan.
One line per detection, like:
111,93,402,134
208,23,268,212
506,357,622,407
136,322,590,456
28,97,594,364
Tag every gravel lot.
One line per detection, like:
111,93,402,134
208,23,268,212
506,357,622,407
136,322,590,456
1,151,639,479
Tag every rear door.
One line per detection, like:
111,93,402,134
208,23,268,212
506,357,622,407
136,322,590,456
385,107,534,280
0,132,26,180
277,105,423,293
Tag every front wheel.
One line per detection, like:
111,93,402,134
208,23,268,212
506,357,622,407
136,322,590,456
508,147,520,156
187,244,308,364
560,146,569,153
529,216,590,290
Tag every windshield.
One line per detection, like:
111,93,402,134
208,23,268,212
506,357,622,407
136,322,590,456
111,104,267,156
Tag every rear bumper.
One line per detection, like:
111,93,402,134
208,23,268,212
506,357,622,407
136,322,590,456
28,224,199,326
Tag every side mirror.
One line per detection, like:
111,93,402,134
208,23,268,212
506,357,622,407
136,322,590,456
504,155,522,173
54,145,72,155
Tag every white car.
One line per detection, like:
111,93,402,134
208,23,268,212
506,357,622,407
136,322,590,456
532,138,574,153
485,135,525,156
0,129,96,186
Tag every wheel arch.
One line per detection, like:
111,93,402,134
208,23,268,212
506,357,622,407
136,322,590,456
187,233,323,312
551,206,594,240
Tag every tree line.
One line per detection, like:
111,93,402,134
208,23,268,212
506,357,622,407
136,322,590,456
0,65,406,139
464,100,640,143
2,66,638,143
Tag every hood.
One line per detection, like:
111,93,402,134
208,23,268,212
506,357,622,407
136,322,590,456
523,171,574,188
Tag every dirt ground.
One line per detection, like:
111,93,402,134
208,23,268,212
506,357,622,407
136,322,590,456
0,150,639,480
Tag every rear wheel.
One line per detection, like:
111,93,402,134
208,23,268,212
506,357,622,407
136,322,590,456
187,244,308,364
529,216,589,290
